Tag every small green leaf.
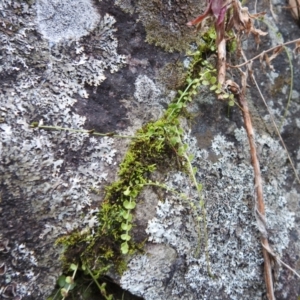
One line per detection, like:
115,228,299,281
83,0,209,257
228,99,235,107
121,234,131,241
61,288,68,298
121,223,132,231
210,85,217,91
209,32,216,39
122,212,132,221
199,199,205,207
100,282,107,293
223,93,229,99
58,275,66,288
70,263,77,271
193,167,197,175
123,200,136,210
202,80,210,86
180,193,187,200
65,276,73,284
170,136,180,146
188,154,194,161
197,183,203,192
210,76,217,84
204,72,211,80
123,187,130,196
121,242,129,254
177,128,184,135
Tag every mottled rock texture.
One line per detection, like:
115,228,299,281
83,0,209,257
0,0,300,299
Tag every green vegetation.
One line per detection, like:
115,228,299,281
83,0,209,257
46,27,226,299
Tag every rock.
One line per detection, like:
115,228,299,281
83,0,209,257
0,0,300,299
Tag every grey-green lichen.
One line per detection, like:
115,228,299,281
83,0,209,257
36,0,100,43
116,0,207,52
0,0,126,297
121,127,294,300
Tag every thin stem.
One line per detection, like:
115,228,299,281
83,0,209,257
183,149,211,275
174,128,212,277
261,243,300,280
279,46,293,130
229,38,300,69
217,28,226,88
142,181,203,257
86,266,103,293
31,124,137,139
167,79,196,120
251,74,300,185
257,17,294,131
62,265,78,300
237,92,275,300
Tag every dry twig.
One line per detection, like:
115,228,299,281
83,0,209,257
187,1,281,298
229,38,300,69
236,90,275,300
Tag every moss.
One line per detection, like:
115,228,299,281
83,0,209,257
56,116,184,275
158,60,186,90
117,0,207,52
54,22,222,298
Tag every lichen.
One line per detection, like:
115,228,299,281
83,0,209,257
1,1,298,299
0,1,126,297
134,75,162,104
36,0,100,43
121,127,294,300
116,0,207,52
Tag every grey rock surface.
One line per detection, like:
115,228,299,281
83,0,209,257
0,0,300,299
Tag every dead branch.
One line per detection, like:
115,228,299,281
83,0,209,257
237,91,275,300
229,38,300,69
217,29,227,99
262,243,300,280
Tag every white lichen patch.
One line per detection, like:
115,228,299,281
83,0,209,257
134,75,162,104
0,1,125,298
121,128,294,300
36,0,100,42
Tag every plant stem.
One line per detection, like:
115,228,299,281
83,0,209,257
230,38,300,69
279,46,293,130
237,92,275,300
31,124,136,139
62,265,78,300
167,79,196,120
183,150,211,276
251,74,300,185
174,129,212,277
86,266,103,292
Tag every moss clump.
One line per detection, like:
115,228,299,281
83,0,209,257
158,60,186,90
135,0,207,52
55,26,220,295
57,115,185,274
